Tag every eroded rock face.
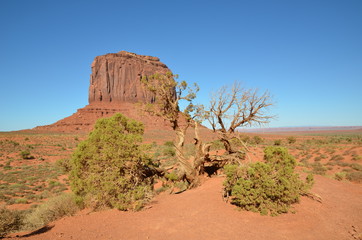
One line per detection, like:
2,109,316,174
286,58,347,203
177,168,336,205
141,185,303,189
88,51,170,104
31,51,176,133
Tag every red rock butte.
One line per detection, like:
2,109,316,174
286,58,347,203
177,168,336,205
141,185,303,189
33,51,175,133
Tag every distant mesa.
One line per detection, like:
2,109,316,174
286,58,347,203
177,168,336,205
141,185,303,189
88,51,169,104
32,51,174,133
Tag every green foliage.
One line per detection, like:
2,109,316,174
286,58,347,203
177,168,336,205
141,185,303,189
273,139,282,146
311,162,327,175
162,145,176,157
350,163,362,171
224,146,313,216
253,135,263,144
334,172,347,181
287,136,297,144
22,193,79,231
163,141,174,147
0,206,24,238
165,171,179,181
0,163,66,206
20,150,34,159
346,172,362,183
15,198,28,204
56,158,71,173
69,113,155,211
352,154,362,161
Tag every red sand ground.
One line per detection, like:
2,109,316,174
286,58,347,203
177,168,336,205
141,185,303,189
7,175,362,240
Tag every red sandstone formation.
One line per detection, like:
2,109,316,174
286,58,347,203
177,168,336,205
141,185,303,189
33,51,174,133
89,51,169,104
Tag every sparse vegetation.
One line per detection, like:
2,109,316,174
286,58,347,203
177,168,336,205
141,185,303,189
346,172,362,183
0,162,67,206
22,193,79,230
334,172,347,181
20,150,34,159
0,205,24,238
287,136,296,144
253,135,263,145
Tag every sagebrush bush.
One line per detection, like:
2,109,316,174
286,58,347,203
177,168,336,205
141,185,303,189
224,146,314,216
23,193,79,231
20,150,34,159
346,172,362,183
0,206,24,238
253,136,263,145
334,172,347,181
287,136,297,144
273,139,282,146
69,113,156,211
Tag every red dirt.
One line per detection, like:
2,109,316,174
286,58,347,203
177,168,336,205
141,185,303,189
8,175,362,240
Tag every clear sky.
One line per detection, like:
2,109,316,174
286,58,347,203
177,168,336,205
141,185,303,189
1,0,361,131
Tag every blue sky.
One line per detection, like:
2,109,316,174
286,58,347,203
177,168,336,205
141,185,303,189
1,0,361,131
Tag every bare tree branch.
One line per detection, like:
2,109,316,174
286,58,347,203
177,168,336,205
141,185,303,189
204,81,275,154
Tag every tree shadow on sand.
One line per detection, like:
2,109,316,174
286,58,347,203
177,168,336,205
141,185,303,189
15,225,54,238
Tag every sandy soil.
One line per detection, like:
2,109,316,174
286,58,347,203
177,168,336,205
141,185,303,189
7,175,362,240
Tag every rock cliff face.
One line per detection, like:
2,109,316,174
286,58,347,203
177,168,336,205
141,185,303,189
88,51,170,104
32,51,175,133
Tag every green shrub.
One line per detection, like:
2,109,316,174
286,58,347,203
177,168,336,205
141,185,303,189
165,171,179,181
162,146,176,157
23,193,79,231
69,113,156,211
20,150,34,160
334,172,347,181
330,155,344,161
0,206,24,238
163,141,174,147
15,198,28,204
346,172,362,183
56,158,71,173
287,136,297,144
311,162,327,175
224,146,313,216
350,163,362,171
273,139,282,146
253,136,263,144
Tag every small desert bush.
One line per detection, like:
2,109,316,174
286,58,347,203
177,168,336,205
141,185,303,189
69,113,156,211
165,171,179,181
346,172,362,183
0,206,24,238
273,139,282,146
330,155,344,162
311,162,327,175
163,141,174,147
224,146,314,216
20,150,34,160
162,145,176,157
287,136,297,144
350,163,362,171
22,193,79,231
352,154,362,161
252,136,263,145
334,172,347,181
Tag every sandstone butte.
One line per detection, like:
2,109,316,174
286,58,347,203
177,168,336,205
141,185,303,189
32,51,178,133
